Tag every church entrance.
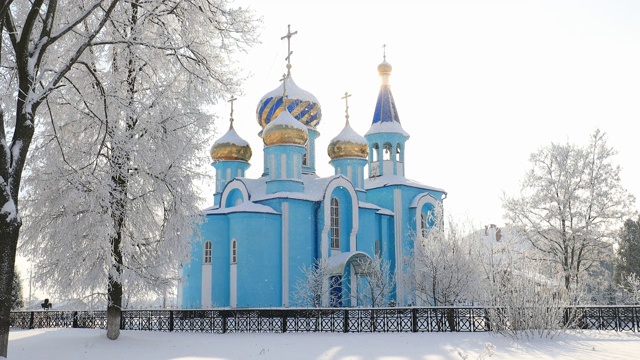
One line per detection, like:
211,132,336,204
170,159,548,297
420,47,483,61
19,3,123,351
329,275,342,307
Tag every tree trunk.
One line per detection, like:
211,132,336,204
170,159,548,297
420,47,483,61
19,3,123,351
0,221,20,358
106,273,123,340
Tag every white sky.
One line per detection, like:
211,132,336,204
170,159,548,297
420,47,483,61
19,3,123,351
214,0,640,227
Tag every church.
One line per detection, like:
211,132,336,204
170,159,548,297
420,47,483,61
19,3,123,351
180,29,446,309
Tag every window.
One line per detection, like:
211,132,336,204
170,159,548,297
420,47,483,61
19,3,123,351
302,141,309,166
372,144,379,161
204,241,212,264
330,197,340,249
383,143,392,160
396,144,402,161
421,213,428,238
231,240,237,264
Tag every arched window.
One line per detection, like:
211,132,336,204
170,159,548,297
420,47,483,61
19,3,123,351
330,197,340,249
372,143,379,162
383,143,392,160
421,213,428,238
302,141,310,166
396,144,402,161
231,239,237,264
204,241,212,264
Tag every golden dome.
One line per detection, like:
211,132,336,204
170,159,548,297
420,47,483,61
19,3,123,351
378,60,392,75
262,109,308,146
328,122,369,160
210,126,252,162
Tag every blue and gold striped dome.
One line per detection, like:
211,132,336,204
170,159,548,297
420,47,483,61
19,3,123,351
256,76,322,129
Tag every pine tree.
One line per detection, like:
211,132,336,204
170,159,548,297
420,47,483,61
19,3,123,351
11,268,23,311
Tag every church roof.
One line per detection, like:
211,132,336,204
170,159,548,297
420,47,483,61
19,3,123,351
202,201,279,215
365,174,446,194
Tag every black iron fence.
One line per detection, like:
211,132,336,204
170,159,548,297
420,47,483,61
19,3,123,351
9,306,640,333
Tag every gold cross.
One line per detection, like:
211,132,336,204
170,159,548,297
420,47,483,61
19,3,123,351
281,24,298,76
341,91,351,124
382,44,387,61
228,96,237,127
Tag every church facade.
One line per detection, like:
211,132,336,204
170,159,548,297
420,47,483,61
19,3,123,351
180,37,446,309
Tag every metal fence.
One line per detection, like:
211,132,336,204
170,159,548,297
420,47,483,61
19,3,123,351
9,306,640,333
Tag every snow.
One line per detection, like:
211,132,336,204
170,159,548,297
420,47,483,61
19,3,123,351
205,201,279,215
214,126,249,147
365,174,446,193
330,122,367,145
1,199,16,221
7,328,640,359
261,76,320,104
264,109,308,132
365,120,409,137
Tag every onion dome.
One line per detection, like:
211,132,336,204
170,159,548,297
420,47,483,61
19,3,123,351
256,76,322,129
210,123,252,162
262,109,308,146
328,122,369,160
378,60,392,78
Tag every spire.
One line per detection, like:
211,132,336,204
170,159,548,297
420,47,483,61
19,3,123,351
281,24,298,77
366,48,408,137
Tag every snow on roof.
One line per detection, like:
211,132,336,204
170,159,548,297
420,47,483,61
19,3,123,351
204,201,279,215
365,174,446,193
213,126,249,147
330,122,367,144
324,251,372,276
266,108,308,132
365,120,409,137
261,76,319,104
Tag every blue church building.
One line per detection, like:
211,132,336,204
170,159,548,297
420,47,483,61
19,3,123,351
180,38,446,309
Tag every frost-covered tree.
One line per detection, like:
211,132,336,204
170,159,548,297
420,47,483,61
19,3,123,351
17,0,258,341
405,204,480,307
503,130,635,294
615,217,640,285
293,258,343,308
11,267,23,310
0,1,121,355
355,254,395,307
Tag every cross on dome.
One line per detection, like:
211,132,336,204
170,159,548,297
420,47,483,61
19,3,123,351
341,91,351,125
382,44,387,61
228,95,237,128
281,24,298,76
279,73,288,98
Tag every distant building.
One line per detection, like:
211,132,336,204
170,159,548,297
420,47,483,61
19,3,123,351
180,31,446,308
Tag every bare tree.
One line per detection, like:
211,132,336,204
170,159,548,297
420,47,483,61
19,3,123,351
355,254,395,307
293,258,343,308
17,0,258,341
0,1,121,355
503,130,635,294
406,204,480,307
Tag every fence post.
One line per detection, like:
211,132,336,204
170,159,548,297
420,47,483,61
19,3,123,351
222,310,227,334
169,310,174,332
343,309,349,333
282,310,287,333
411,308,417,333
72,311,78,328
29,311,34,329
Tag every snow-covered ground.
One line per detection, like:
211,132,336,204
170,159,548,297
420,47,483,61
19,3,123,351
7,328,640,359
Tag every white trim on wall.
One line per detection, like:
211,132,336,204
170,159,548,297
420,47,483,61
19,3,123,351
220,180,249,209
321,177,360,258
282,201,289,307
201,264,212,309
393,188,404,305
